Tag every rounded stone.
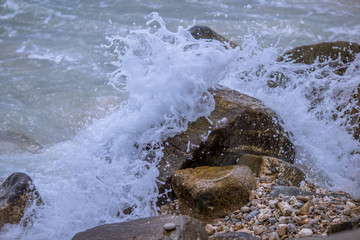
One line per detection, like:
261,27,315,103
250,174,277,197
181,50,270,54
298,228,313,237
163,222,176,231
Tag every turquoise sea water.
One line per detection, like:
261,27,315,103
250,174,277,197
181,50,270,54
1,0,360,239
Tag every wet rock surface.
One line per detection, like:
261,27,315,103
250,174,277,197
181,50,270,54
72,215,208,240
189,25,238,49
171,165,256,222
0,172,42,229
237,154,305,187
158,86,295,204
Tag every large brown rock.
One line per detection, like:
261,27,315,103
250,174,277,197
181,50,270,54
0,172,42,229
157,86,295,203
72,215,208,240
278,41,360,75
237,154,305,186
171,165,256,222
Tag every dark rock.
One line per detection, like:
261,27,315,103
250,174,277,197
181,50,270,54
278,41,360,74
237,154,305,186
329,214,360,234
189,25,238,49
158,86,295,204
0,172,42,229
72,215,208,240
209,231,260,240
171,165,256,222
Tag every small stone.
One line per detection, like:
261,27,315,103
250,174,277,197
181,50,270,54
279,216,287,224
246,210,260,221
336,205,345,210
253,225,264,235
251,199,261,207
269,200,279,209
346,201,356,209
298,228,313,237
293,201,304,209
343,208,352,216
268,232,280,240
277,224,287,237
269,217,277,225
287,223,297,234
249,190,257,201
300,200,315,215
205,224,215,235
309,219,319,226
233,223,243,231
163,222,176,231
241,206,251,213
353,206,360,214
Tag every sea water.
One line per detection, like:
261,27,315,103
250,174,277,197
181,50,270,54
0,0,359,239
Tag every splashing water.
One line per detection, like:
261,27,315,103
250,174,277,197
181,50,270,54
0,13,238,239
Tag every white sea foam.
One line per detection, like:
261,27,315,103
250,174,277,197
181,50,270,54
0,13,238,239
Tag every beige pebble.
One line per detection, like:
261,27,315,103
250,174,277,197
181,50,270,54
298,228,313,237
346,201,356,209
205,224,215,235
249,190,257,201
277,224,287,237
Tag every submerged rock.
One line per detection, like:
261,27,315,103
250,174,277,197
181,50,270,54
171,165,256,222
237,154,305,186
72,215,208,240
0,131,42,155
158,86,295,203
189,25,238,49
0,172,42,229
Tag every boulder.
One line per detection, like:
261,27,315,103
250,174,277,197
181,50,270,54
278,41,360,75
0,172,42,229
71,215,208,240
158,86,295,203
171,165,256,222
189,25,238,49
237,154,305,186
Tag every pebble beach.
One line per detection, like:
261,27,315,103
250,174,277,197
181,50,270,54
159,177,360,239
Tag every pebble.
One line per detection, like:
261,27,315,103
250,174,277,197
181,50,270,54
246,210,260,221
277,224,287,237
268,232,280,240
346,201,356,209
269,217,277,225
298,228,313,237
163,222,176,231
241,206,251,213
